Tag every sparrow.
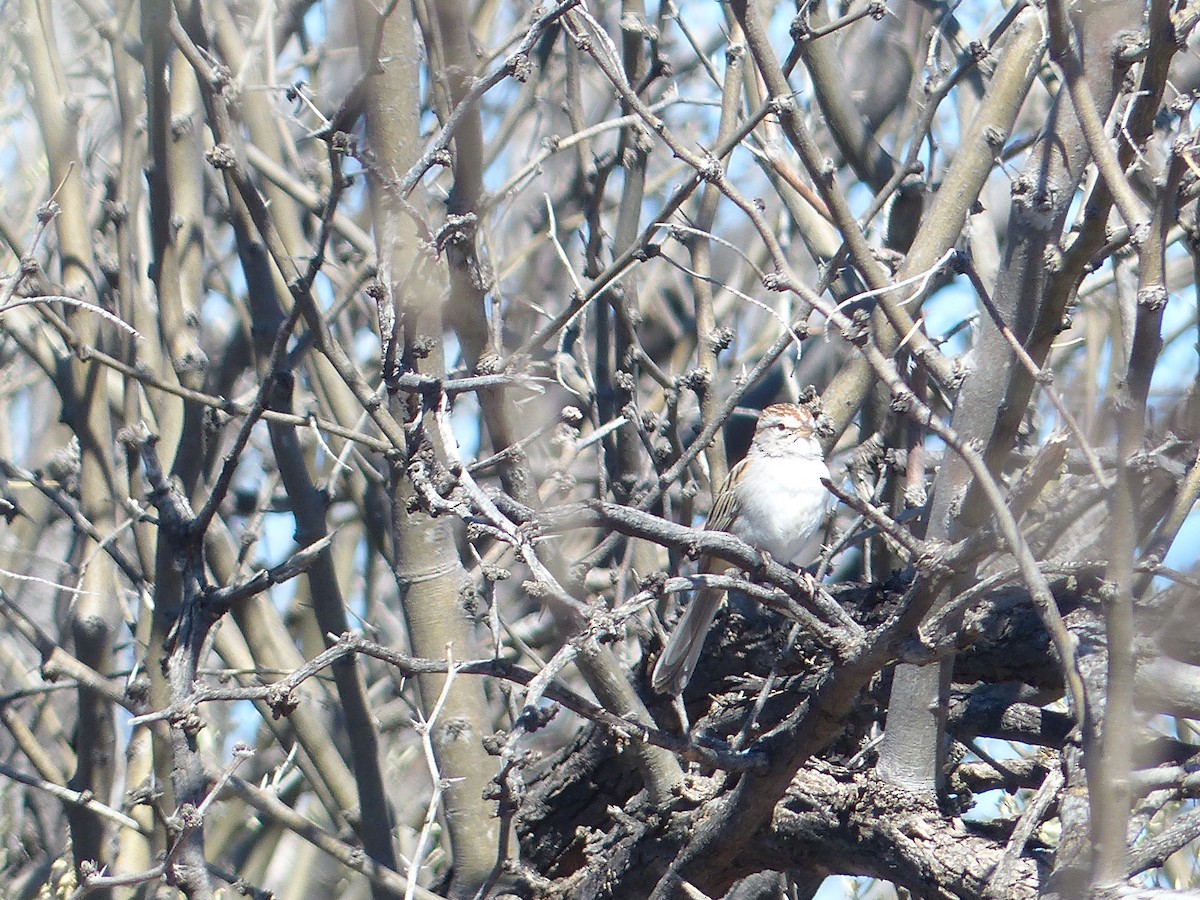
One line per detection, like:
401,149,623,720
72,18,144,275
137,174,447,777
652,403,830,695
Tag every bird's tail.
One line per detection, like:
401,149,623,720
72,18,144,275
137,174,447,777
651,587,724,695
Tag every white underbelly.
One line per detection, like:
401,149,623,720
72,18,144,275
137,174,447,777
731,455,829,563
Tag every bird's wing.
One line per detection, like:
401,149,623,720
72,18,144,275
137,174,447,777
704,457,743,533
652,457,746,694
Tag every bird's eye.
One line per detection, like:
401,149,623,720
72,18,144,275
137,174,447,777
775,422,787,430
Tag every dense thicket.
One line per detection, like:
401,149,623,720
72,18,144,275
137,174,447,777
2,0,1199,897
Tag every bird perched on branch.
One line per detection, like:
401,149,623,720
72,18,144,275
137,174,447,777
652,403,830,696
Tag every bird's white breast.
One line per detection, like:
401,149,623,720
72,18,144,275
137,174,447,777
730,454,829,563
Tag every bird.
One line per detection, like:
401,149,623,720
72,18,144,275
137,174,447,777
652,403,830,696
